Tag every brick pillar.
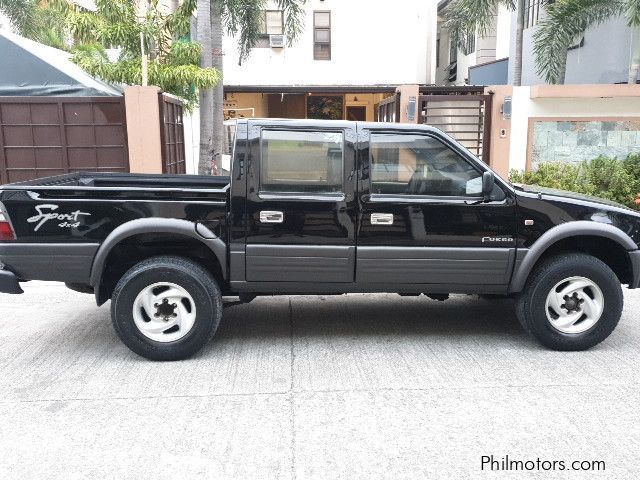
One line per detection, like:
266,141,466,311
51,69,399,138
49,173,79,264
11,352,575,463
485,85,513,179
396,84,420,124
124,86,164,174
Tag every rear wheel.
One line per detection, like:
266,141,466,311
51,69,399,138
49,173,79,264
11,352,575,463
111,256,222,360
515,253,623,351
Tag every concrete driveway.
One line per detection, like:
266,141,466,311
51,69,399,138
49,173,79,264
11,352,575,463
0,282,639,480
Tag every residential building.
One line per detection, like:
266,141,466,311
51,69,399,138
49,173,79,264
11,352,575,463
221,0,439,121
435,0,512,86
435,0,639,87
509,1,639,85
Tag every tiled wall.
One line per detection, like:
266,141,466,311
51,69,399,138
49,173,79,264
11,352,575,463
531,120,640,166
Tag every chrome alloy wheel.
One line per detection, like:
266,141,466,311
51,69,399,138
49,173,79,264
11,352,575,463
545,276,604,334
132,282,196,342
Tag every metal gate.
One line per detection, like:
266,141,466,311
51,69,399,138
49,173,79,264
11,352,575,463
376,93,401,123
418,93,492,162
0,96,128,184
159,94,186,174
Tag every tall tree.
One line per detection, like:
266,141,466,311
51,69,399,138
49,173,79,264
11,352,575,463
196,0,306,175
534,0,640,85
197,0,215,175
443,0,526,85
66,0,219,107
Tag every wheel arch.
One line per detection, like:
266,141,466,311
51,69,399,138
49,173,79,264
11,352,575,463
90,218,227,305
510,221,637,293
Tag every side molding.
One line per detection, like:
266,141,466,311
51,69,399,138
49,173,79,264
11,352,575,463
89,218,227,288
509,221,637,292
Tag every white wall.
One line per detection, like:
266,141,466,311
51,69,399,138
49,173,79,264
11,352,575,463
424,0,438,84
494,4,511,60
183,107,199,175
508,86,640,170
223,0,437,86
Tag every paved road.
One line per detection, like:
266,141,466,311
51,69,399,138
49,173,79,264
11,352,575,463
1,282,639,480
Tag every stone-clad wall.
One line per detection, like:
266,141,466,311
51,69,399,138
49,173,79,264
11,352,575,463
531,120,640,166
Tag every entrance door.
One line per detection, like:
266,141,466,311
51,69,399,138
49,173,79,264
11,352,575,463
244,120,357,284
356,127,516,287
346,106,367,121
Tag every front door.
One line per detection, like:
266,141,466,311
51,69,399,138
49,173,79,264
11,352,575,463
346,106,367,121
356,127,516,287
244,120,357,284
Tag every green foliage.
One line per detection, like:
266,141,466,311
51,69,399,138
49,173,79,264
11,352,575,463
2,0,307,108
532,0,640,84
533,0,627,84
222,0,307,62
0,0,68,48
509,154,640,209
1,0,218,108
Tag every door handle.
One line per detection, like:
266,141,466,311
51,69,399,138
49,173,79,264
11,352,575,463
370,213,393,225
259,210,284,223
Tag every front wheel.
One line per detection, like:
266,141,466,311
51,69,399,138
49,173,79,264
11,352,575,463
111,256,222,360
515,253,623,351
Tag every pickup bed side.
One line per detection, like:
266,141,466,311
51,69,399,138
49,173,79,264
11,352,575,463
0,172,230,303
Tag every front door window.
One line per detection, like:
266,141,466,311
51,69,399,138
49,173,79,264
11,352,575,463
370,133,483,197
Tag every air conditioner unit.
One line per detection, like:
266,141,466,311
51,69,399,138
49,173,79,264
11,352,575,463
269,34,285,48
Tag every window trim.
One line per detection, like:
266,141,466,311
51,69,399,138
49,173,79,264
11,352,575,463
313,10,331,61
258,127,346,195
524,0,552,29
366,131,487,200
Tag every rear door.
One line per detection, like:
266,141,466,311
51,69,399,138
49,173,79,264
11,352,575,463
356,126,516,287
244,120,357,283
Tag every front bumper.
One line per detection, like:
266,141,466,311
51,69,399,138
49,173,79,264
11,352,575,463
0,269,23,294
630,250,640,289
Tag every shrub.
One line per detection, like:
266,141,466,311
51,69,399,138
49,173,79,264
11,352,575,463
509,154,640,210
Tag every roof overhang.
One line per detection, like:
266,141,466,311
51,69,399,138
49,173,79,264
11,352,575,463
224,85,402,94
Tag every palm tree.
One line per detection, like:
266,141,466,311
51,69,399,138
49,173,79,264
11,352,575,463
197,0,305,175
0,0,67,48
443,0,526,85
534,0,640,85
0,0,39,36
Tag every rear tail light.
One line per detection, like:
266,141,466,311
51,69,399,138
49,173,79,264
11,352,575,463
0,203,16,241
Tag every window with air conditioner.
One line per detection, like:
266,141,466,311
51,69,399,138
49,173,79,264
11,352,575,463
259,10,284,48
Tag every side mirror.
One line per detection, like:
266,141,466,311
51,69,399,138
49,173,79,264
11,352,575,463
482,171,495,200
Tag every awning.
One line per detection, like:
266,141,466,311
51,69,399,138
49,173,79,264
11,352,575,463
0,29,122,97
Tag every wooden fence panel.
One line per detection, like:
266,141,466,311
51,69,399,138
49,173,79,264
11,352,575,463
0,96,128,184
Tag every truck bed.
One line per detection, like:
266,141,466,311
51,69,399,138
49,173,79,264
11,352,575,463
0,171,230,288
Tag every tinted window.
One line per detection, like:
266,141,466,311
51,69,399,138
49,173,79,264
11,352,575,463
261,130,343,193
370,133,482,196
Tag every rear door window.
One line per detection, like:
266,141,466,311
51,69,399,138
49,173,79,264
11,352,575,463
260,129,344,193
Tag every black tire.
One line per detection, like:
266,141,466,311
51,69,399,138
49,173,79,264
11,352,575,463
111,256,222,360
515,253,623,351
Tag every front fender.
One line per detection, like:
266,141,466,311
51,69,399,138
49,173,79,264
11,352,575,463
509,221,638,293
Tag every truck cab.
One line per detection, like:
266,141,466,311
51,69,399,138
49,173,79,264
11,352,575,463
1,118,640,360
230,119,515,293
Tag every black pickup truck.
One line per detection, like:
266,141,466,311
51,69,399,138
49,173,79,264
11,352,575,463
1,119,639,359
